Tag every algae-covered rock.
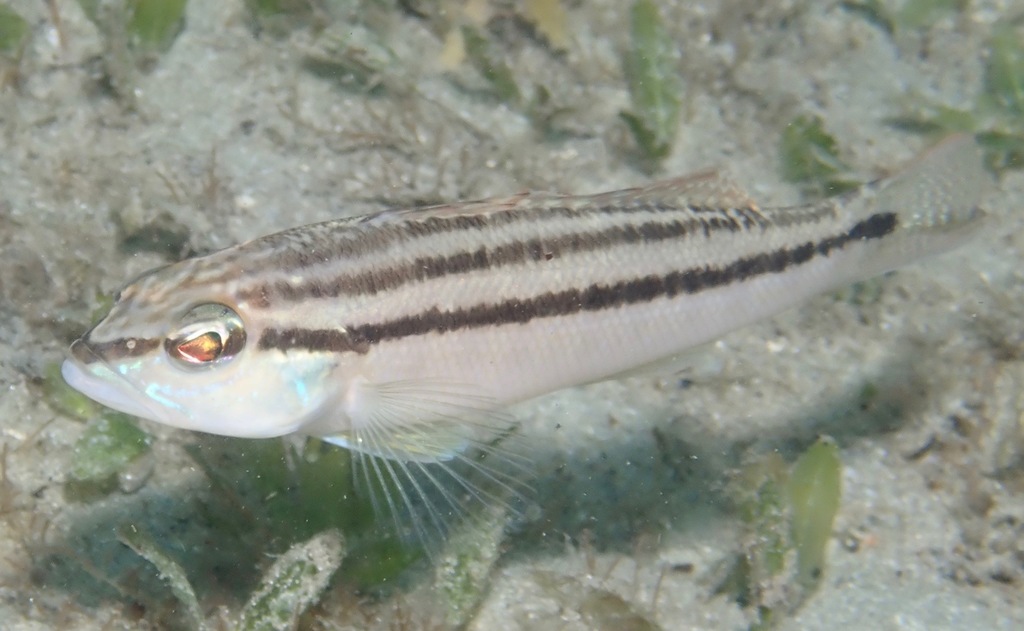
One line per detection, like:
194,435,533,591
239,530,346,631
434,504,510,628
119,524,207,631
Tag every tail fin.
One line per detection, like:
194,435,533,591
859,134,990,275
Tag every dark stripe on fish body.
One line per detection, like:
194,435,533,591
243,212,758,305
256,213,896,354
252,200,774,278
257,328,370,354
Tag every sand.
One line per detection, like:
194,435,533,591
1,1,1022,629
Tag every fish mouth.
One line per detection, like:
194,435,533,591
61,339,162,422
69,339,96,364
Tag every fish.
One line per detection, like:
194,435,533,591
62,135,989,538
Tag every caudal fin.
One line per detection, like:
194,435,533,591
866,134,990,271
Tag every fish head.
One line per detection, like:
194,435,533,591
61,258,338,438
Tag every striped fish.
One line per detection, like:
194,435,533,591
62,135,987,534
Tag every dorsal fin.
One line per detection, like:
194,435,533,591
586,169,761,211
371,193,533,222
369,169,761,226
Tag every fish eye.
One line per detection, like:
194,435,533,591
165,303,246,369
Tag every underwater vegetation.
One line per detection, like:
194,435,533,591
459,23,522,105
67,414,152,498
294,0,682,167
716,438,843,630
41,363,154,500
125,0,188,51
74,0,189,102
0,2,28,86
842,0,968,36
787,439,843,591
76,0,188,53
236,530,346,631
118,524,346,631
432,503,510,628
843,1,1024,173
891,21,1024,173
779,115,860,197
243,0,326,37
786,3,1024,195
619,0,683,167
781,9,1024,197
0,3,28,56
300,17,400,95
117,525,209,630
522,0,568,51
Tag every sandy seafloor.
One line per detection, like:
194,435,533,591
1,1,1024,629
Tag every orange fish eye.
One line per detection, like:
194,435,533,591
172,331,224,364
166,303,246,369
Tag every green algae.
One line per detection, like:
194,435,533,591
620,0,682,165
129,0,188,52
41,362,154,499
887,20,1024,172
787,438,842,590
184,437,420,590
718,438,844,629
69,414,152,483
461,25,521,105
42,362,101,422
780,115,859,196
0,4,28,56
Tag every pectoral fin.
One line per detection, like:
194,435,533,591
315,378,529,551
